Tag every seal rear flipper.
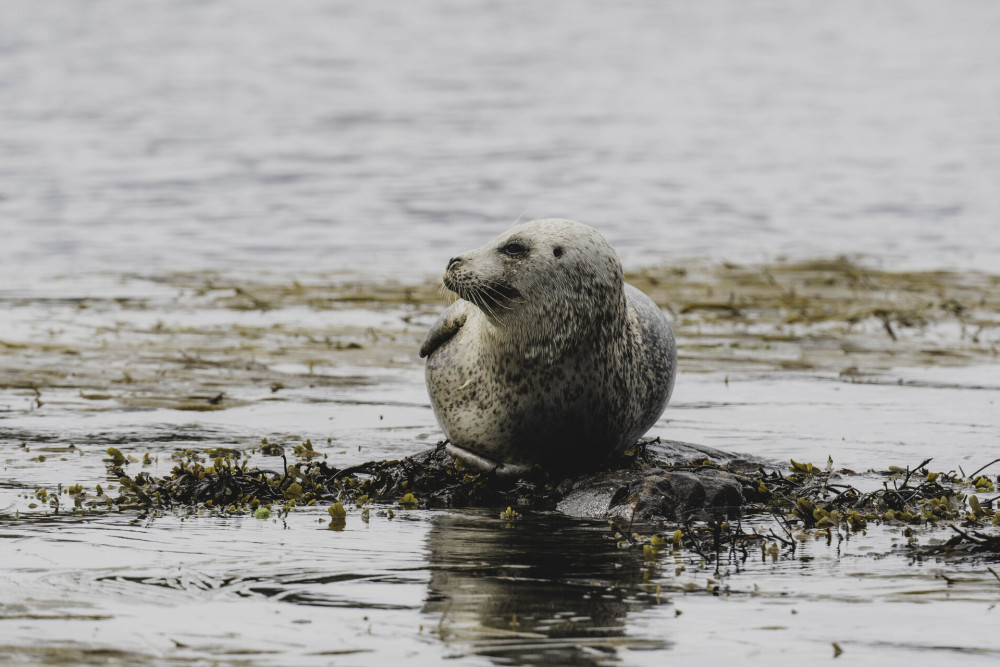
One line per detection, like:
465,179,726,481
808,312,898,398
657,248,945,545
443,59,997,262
419,301,471,358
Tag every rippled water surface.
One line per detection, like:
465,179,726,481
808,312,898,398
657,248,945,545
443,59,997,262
3,1,1000,664
3,0,1000,285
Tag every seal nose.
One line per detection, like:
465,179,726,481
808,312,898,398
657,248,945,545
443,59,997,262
447,256,463,269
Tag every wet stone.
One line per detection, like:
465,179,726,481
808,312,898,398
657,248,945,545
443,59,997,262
555,441,759,522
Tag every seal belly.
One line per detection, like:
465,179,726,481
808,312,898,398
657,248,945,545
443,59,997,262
429,341,630,470
424,313,506,453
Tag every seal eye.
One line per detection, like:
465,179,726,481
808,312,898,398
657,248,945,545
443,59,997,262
499,242,528,257
553,246,563,258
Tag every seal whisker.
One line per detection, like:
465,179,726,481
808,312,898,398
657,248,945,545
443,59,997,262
482,293,503,322
469,289,500,322
482,291,505,321
477,283,516,311
465,283,504,315
436,281,457,304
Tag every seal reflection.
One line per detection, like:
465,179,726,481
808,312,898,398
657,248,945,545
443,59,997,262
421,509,672,665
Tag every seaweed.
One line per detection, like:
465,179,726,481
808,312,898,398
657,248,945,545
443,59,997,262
648,454,1000,566
95,441,572,517
20,438,988,565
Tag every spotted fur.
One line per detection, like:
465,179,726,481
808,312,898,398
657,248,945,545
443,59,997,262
420,218,676,473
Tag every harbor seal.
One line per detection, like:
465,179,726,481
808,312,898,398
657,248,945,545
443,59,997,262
419,218,676,474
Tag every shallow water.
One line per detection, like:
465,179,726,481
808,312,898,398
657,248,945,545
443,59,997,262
3,266,999,665
3,1,1000,665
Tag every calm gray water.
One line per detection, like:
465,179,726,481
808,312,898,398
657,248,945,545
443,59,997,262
2,0,999,290
3,1,1000,665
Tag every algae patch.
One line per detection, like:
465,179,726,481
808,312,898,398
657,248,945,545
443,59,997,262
12,437,1000,566
1,259,998,416
630,258,1000,374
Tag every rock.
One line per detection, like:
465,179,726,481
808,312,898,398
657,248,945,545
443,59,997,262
557,464,748,523
384,438,768,523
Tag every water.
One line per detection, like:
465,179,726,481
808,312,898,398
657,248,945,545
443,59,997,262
2,0,1000,289
3,1,1000,664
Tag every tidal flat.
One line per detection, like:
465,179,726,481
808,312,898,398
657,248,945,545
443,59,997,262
2,259,999,665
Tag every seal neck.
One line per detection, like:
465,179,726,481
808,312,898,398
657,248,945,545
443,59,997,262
489,286,629,365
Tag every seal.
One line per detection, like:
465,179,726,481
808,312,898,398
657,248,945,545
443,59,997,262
419,218,677,474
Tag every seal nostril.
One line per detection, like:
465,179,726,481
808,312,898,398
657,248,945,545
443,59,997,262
447,256,462,269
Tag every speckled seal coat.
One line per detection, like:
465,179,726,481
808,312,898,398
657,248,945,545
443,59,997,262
419,218,676,474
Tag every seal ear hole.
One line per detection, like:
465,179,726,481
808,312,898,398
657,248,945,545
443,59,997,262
553,246,564,258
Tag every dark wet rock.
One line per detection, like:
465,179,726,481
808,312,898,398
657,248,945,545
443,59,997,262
553,440,762,522
558,467,746,523
351,439,770,523
644,439,767,475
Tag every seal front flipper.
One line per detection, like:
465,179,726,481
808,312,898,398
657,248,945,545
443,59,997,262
419,300,471,358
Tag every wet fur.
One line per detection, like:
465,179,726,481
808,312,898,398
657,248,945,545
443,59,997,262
421,218,677,472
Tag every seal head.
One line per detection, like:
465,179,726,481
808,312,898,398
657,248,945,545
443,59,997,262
420,218,676,474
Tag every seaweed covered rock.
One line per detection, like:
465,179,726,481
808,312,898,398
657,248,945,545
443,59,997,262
92,440,1000,561
98,438,764,523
